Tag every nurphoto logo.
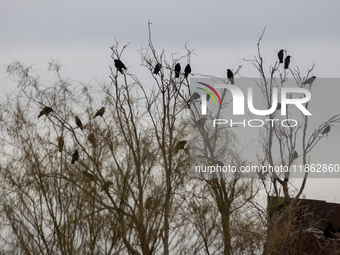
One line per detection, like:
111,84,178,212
198,82,312,117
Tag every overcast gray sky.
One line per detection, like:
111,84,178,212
1,0,340,202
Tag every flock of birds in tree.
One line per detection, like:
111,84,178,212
278,49,316,84
37,106,113,191
113,56,192,79
37,80,188,207
111,50,314,86
188,49,330,169
173,63,192,78
116,58,192,156
36,52,332,187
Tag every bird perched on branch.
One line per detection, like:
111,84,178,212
184,64,191,78
145,197,153,210
190,92,200,102
227,69,234,84
174,140,187,154
57,136,64,153
71,150,79,164
276,103,281,111
81,170,97,183
114,59,127,74
293,151,298,159
153,63,162,75
175,63,181,78
284,56,291,69
302,76,316,85
321,125,331,135
101,180,113,192
293,151,298,160
324,227,334,238
87,133,96,147
278,49,284,63
94,107,105,119
38,106,53,118
75,116,83,131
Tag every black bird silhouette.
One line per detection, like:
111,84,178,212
71,150,79,164
38,106,53,118
184,64,191,78
114,59,127,74
57,136,64,153
278,49,284,63
227,69,234,84
75,116,83,131
101,180,113,192
153,63,162,75
302,76,316,85
321,125,331,135
293,151,298,160
145,197,153,210
94,107,105,119
327,221,336,233
276,103,281,111
206,93,211,102
190,92,200,102
284,56,291,69
175,63,181,78
174,140,187,154
324,227,334,238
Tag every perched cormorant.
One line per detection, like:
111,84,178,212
302,76,316,85
114,59,127,74
153,63,162,75
75,116,83,131
227,69,234,84
278,49,284,64
94,107,105,119
71,150,79,164
38,107,53,118
175,63,181,78
184,64,191,78
321,125,331,135
284,56,291,69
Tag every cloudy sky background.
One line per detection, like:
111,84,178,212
1,1,340,202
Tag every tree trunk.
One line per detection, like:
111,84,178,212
163,171,171,255
221,208,231,255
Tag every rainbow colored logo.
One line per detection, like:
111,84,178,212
196,82,222,106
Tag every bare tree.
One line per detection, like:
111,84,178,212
1,25,334,255
244,29,340,254
0,23,197,254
